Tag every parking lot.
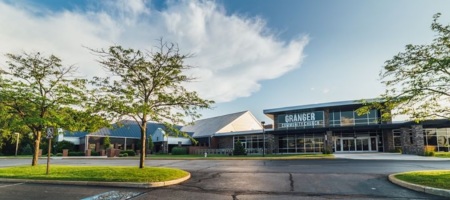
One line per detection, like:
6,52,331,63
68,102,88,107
0,156,449,199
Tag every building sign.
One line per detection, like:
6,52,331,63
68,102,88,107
277,111,324,129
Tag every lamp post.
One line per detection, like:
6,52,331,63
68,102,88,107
14,133,20,157
261,121,265,157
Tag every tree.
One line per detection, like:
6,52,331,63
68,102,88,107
103,136,111,149
0,52,108,166
360,13,450,121
90,40,214,168
233,141,246,156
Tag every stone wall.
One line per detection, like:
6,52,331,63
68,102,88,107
401,125,425,155
384,129,394,152
324,131,333,153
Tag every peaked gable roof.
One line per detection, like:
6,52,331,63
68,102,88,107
181,111,262,138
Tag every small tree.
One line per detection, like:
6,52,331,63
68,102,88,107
359,13,450,121
148,136,154,154
90,40,214,168
103,136,111,149
0,52,109,166
233,141,246,156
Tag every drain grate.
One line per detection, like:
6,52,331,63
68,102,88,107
81,191,141,200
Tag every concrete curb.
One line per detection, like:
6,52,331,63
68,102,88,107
0,173,190,188
389,172,450,198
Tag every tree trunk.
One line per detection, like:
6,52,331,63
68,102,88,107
139,122,147,168
31,131,41,166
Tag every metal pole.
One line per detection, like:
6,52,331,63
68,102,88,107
261,121,265,157
15,133,20,157
46,138,51,175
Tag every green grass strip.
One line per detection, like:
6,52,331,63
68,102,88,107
434,152,450,158
0,165,189,182
395,170,450,190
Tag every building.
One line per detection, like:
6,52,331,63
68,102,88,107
59,120,190,153
59,100,450,155
263,99,450,154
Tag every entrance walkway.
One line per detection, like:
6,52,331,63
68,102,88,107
334,152,450,160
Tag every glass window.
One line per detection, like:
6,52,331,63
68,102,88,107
340,111,354,126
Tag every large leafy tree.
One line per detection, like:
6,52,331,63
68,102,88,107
90,40,214,168
363,13,450,121
0,52,108,166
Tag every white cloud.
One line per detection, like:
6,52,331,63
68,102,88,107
0,0,308,102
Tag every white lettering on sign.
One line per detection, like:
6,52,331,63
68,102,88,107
284,112,316,123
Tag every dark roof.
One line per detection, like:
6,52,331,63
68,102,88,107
64,120,181,138
263,98,382,114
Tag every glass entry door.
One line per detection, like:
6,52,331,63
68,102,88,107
336,137,376,152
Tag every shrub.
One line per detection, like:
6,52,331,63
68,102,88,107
424,151,435,157
119,153,128,157
233,141,247,156
322,149,333,155
21,144,33,155
55,153,63,156
91,151,100,156
171,147,187,155
120,150,136,156
54,141,75,153
103,136,111,149
43,153,54,156
68,151,85,156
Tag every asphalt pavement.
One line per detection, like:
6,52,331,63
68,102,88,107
0,155,449,199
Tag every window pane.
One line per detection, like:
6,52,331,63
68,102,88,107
340,111,354,126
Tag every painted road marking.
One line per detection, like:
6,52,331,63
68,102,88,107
0,182,24,188
81,191,141,200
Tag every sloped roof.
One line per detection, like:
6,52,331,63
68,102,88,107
181,111,260,138
64,120,178,138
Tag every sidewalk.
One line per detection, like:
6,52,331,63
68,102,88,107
334,152,450,160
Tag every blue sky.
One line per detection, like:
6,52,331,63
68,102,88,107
0,0,449,123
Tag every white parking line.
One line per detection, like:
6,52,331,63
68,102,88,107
0,182,24,188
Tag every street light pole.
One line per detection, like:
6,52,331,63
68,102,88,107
261,121,265,157
14,133,20,157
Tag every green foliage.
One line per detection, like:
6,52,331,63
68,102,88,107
233,141,247,156
148,135,154,152
54,141,75,153
424,151,435,157
55,153,63,156
322,149,333,155
0,52,109,165
359,13,450,121
171,147,187,155
21,144,32,155
91,151,100,156
120,150,135,156
103,136,111,149
119,153,128,157
89,40,214,168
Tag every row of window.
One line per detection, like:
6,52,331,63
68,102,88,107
393,128,450,152
329,109,379,127
278,134,324,153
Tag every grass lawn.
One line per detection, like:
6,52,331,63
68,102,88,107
395,170,450,190
0,165,189,182
434,152,450,158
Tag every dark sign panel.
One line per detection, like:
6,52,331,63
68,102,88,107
277,111,324,130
